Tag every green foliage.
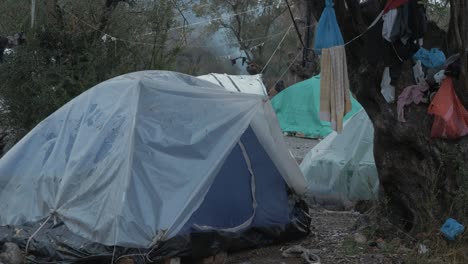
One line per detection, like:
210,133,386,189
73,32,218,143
0,0,181,141
426,0,450,30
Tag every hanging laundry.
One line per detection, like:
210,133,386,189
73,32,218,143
314,0,344,51
401,4,415,44
382,9,398,42
384,0,409,13
384,3,423,47
397,81,429,122
428,77,468,139
413,48,446,68
319,45,352,132
383,1,426,44
315,0,351,133
380,0,427,89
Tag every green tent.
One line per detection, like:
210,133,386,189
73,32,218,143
271,75,363,138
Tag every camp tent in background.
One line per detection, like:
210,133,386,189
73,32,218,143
271,75,362,138
300,109,379,205
0,71,310,262
198,73,268,96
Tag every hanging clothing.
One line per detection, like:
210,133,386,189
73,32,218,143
384,0,409,13
315,0,350,132
397,81,429,122
319,45,352,133
314,0,344,51
382,9,399,42
428,77,468,139
393,3,412,44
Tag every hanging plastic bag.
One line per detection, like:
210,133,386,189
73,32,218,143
314,0,344,52
428,77,468,139
413,60,425,84
433,70,446,84
413,48,446,68
381,67,395,103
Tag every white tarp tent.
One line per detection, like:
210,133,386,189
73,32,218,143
300,110,379,204
198,73,267,96
0,71,306,248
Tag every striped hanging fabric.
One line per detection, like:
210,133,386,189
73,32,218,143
314,0,351,133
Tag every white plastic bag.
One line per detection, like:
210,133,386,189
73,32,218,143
381,67,395,103
434,70,446,84
413,60,425,84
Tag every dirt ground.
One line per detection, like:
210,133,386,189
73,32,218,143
282,136,319,164
223,137,404,264
225,208,405,264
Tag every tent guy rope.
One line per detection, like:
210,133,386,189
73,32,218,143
260,23,294,74
63,8,301,49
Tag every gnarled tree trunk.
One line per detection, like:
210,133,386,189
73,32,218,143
306,0,468,232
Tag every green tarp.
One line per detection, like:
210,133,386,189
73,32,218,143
271,75,363,138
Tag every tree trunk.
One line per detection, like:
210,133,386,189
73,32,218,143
286,0,320,80
307,0,468,232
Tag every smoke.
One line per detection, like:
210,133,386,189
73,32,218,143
175,0,246,74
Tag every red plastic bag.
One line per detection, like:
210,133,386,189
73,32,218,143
428,77,468,139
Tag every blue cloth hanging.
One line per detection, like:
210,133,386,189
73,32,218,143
314,0,344,51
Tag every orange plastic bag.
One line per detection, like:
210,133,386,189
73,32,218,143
428,77,468,139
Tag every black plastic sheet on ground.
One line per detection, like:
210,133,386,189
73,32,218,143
0,200,310,263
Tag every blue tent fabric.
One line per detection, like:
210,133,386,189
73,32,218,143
314,0,344,51
413,48,446,68
181,127,290,233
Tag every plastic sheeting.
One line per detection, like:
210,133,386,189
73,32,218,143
428,77,468,139
271,75,362,138
413,48,446,69
0,200,310,263
197,73,267,96
0,71,307,248
300,110,379,204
